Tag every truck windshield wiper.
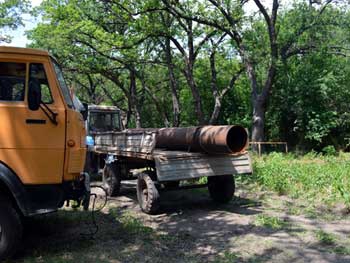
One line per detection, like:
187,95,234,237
40,101,58,125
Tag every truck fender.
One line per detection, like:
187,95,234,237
0,162,29,216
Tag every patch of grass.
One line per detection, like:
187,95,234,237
315,230,336,245
285,204,302,216
253,152,350,211
118,212,154,235
332,245,350,255
313,230,350,255
254,214,288,230
214,251,240,263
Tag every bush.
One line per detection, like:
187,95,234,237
322,145,337,156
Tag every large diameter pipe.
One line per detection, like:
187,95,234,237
156,125,248,154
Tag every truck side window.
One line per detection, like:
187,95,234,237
0,62,26,101
29,63,53,104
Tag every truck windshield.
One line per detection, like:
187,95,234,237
51,59,74,109
89,111,121,133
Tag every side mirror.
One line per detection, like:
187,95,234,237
81,102,88,121
28,79,41,111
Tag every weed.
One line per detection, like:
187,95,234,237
315,230,336,245
333,245,350,255
214,251,240,263
254,214,288,230
118,212,153,235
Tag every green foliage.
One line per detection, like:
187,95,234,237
253,153,350,208
322,145,337,156
26,0,350,149
0,0,28,43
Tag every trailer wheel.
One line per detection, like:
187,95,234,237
0,196,23,261
103,162,121,196
208,175,235,203
137,173,160,214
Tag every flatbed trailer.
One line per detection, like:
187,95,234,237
90,129,252,214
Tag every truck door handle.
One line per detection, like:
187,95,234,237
26,119,46,124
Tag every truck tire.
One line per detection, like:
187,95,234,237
137,173,160,214
208,175,235,203
0,197,23,261
103,162,121,197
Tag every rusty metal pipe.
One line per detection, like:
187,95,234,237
155,125,248,154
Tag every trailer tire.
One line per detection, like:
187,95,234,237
103,163,121,197
208,175,235,203
0,196,23,261
137,173,160,214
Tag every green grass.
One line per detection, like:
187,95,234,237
117,212,154,235
314,230,350,255
254,214,288,230
214,252,240,263
315,230,336,245
252,152,350,211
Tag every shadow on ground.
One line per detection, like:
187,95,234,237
9,181,350,263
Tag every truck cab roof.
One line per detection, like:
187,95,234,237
88,105,120,112
0,46,50,57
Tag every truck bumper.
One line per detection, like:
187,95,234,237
21,173,91,216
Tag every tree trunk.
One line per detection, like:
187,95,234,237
142,81,170,127
124,94,132,129
186,20,205,125
209,96,222,125
251,100,265,143
209,50,221,125
129,70,142,128
165,37,181,127
184,67,205,125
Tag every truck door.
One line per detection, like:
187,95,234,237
0,61,66,184
51,60,86,181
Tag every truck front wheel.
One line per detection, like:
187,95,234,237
137,173,160,214
208,175,235,203
0,197,23,261
103,162,121,197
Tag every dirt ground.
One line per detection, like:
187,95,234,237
10,180,350,263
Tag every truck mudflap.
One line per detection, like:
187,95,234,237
153,151,252,182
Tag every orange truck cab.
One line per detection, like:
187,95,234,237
0,47,90,260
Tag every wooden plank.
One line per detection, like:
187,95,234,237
154,152,252,182
157,160,250,172
153,150,248,159
93,131,156,155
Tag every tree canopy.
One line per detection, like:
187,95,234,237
27,0,350,151
0,0,28,42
